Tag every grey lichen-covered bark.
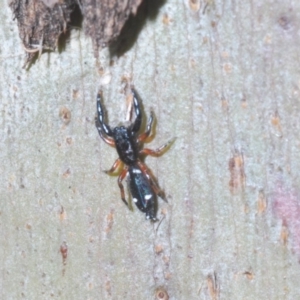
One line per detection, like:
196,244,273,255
1,0,300,299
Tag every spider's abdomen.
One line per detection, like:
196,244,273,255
128,165,157,221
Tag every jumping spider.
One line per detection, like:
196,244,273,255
95,89,173,221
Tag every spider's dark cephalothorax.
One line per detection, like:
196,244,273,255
95,89,173,221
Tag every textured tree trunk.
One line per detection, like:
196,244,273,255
1,0,300,299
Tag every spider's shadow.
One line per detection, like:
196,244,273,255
109,0,167,57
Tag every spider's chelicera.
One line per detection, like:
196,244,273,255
95,89,172,221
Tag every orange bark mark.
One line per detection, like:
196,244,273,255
229,153,245,193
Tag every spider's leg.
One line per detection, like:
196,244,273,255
96,92,115,146
139,137,176,157
118,167,129,207
138,111,154,143
130,89,142,133
137,161,167,202
96,123,115,146
104,158,123,175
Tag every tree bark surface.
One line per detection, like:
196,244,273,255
1,0,300,299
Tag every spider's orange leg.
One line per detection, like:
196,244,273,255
104,158,123,175
137,161,167,202
118,167,129,206
140,137,175,157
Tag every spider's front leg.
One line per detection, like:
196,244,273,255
138,111,154,143
96,92,115,147
130,89,143,133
